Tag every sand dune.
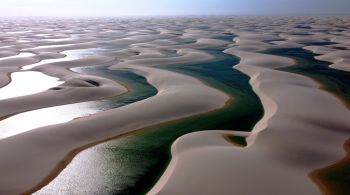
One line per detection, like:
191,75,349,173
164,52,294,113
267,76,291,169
0,16,349,195
0,63,228,194
112,48,214,67
0,51,127,118
316,50,350,72
0,57,40,87
150,20,350,195
0,73,126,118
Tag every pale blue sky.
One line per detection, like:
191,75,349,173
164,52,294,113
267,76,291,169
0,0,349,17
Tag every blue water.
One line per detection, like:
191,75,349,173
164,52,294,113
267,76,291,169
266,47,350,103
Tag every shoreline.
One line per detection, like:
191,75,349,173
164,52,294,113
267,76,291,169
28,31,261,194
0,70,128,118
0,16,349,195
310,139,350,195
150,29,350,194
266,47,350,193
27,93,234,194
0,64,229,194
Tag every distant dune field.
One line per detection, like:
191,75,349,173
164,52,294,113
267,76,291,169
0,16,349,195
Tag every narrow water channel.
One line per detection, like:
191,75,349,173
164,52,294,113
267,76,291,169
36,35,264,195
265,47,350,193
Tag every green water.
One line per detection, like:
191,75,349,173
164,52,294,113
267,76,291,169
40,33,262,194
265,47,350,194
74,66,158,109
266,48,350,104
88,46,263,194
35,66,159,195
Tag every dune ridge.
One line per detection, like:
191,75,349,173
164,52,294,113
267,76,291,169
0,61,228,194
0,17,349,195
150,20,350,195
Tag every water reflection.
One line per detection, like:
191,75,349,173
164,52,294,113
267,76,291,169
0,46,118,139
34,139,131,195
0,52,35,61
44,34,79,42
35,37,260,195
33,44,76,49
0,71,63,100
0,102,101,139
0,68,157,140
22,48,107,70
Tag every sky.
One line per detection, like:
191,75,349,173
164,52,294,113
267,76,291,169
0,0,349,17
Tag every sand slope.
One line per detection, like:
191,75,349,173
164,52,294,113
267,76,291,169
0,16,349,195
150,21,350,195
0,64,228,194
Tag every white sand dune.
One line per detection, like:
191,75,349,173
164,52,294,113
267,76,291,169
27,42,99,53
0,16,349,195
150,28,350,195
316,50,350,72
34,55,113,78
0,50,20,58
0,73,126,118
302,43,350,73
0,63,228,194
112,48,214,67
0,54,127,118
0,57,40,87
0,71,63,101
303,47,350,72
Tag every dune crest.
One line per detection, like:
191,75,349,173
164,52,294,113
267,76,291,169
0,17,349,195
150,18,350,195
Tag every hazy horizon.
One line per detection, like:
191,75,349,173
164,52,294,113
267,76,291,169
0,0,349,17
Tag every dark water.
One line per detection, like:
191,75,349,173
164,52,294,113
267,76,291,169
266,48,350,104
295,25,312,29
0,65,157,141
35,67,158,195
303,42,337,46
265,47,350,194
39,33,263,195
212,34,235,42
79,31,349,195
75,66,158,108
87,45,263,194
